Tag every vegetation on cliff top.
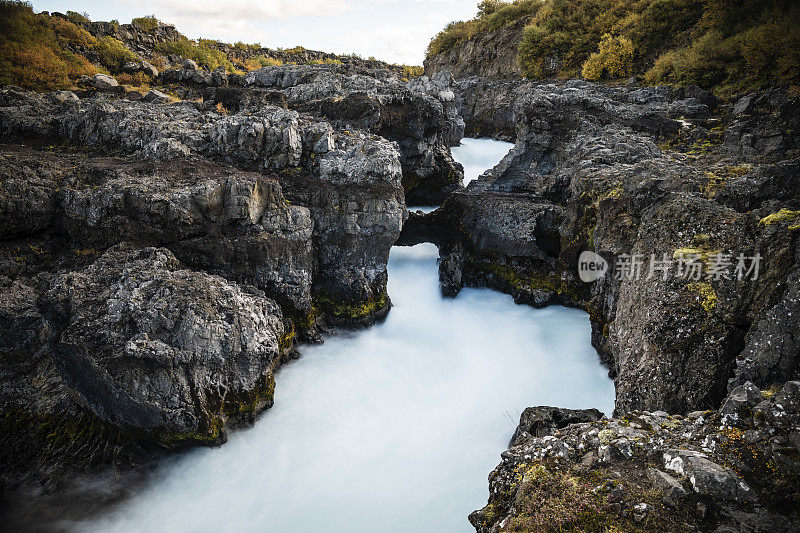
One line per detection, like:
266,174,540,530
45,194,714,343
427,0,800,95
0,1,424,91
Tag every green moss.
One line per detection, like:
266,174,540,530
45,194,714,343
2,401,130,450
278,322,297,353
759,209,800,229
158,416,224,447
222,374,276,417
465,258,580,303
688,281,717,314
315,291,389,322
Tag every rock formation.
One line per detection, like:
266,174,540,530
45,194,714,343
0,60,462,485
401,78,800,416
470,382,800,532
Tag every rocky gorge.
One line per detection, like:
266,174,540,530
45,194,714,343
398,76,800,529
0,61,469,489
1,7,799,531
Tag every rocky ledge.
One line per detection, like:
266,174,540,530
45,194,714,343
471,381,800,532
0,63,464,487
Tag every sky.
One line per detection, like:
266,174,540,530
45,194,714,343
31,0,483,65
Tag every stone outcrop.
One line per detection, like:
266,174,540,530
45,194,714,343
0,66,412,485
44,244,285,445
470,382,800,532
423,18,527,80
401,78,800,415
201,64,466,204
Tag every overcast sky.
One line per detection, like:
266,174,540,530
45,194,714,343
32,0,482,65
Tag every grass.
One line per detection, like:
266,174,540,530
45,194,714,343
426,0,800,95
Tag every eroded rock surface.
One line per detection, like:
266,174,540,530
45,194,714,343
471,382,800,532
404,78,800,415
45,245,285,445
0,71,411,485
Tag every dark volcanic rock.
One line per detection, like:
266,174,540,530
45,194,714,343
471,383,800,532
423,18,527,80
0,88,407,327
216,64,466,204
406,78,800,415
43,244,285,445
0,72,409,486
509,406,603,446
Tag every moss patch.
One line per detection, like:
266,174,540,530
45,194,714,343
688,281,717,314
465,258,580,304
315,291,389,322
157,416,224,447
759,209,800,230
222,373,276,418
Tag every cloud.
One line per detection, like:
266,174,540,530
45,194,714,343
96,0,477,64
111,0,351,20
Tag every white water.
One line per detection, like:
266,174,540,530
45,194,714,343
80,245,613,533
451,137,515,185
78,139,613,533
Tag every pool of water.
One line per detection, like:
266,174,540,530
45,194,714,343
451,138,515,185
79,243,614,533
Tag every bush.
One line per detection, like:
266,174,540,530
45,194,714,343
309,58,343,65
92,35,139,71
0,1,95,89
428,0,800,94
582,33,635,80
427,1,541,57
131,15,159,32
427,20,475,56
155,38,234,72
65,10,90,24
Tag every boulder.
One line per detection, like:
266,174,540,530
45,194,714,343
92,73,119,89
43,244,286,445
733,94,755,115
141,60,159,77
182,58,198,71
664,449,758,503
647,467,687,506
141,89,170,104
720,381,764,423
510,406,603,445
47,90,79,104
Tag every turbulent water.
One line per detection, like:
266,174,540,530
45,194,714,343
451,137,515,185
77,139,613,533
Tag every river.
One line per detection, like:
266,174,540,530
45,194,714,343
76,139,614,533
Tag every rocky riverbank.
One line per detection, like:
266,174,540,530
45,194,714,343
0,63,464,489
397,74,799,530
471,381,800,532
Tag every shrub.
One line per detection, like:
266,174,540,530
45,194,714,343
131,15,159,32
0,1,95,89
427,21,474,56
67,11,92,24
65,10,90,24
92,35,139,71
582,33,635,80
309,58,343,65
155,38,234,72
428,0,800,93
401,64,424,80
